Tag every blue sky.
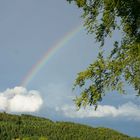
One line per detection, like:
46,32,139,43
0,0,140,137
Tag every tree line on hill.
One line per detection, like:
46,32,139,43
0,112,139,140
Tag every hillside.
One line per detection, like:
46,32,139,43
0,112,139,140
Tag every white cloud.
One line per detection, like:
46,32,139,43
0,87,43,112
56,102,140,120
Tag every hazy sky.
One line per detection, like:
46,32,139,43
0,0,140,137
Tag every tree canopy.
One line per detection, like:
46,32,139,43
67,0,140,109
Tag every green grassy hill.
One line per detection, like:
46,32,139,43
0,112,139,140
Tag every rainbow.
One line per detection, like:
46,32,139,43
21,24,83,87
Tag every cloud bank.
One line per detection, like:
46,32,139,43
0,87,43,112
56,102,140,120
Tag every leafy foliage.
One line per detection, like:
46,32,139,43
67,0,140,108
0,113,139,140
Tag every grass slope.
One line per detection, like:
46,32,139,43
0,112,139,140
